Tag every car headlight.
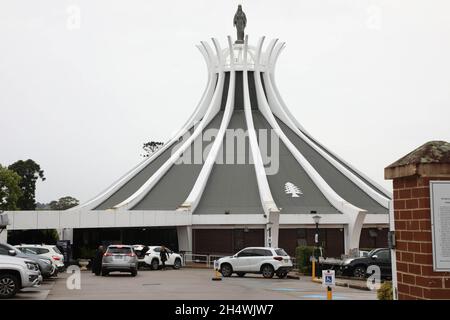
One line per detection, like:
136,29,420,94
39,259,51,265
26,262,38,271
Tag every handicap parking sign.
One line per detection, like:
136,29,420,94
322,270,335,287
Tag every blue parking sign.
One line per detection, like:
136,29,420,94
322,270,335,287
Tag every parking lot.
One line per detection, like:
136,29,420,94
13,268,376,300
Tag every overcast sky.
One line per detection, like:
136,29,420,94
1,0,449,204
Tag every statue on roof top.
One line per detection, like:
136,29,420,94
233,5,247,44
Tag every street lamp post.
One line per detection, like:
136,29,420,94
312,214,321,246
311,211,322,279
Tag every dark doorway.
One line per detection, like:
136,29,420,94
279,228,345,258
7,229,59,245
193,228,264,255
359,228,388,250
72,227,178,259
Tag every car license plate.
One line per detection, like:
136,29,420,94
114,255,124,260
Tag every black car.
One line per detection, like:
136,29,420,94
338,248,392,279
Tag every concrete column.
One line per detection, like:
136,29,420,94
177,226,192,253
265,210,280,248
385,140,450,300
0,229,7,243
57,228,74,244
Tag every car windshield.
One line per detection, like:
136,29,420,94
275,249,288,256
107,247,132,254
368,249,378,257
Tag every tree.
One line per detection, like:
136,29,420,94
48,196,79,210
141,141,164,158
8,159,45,210
0,165,23,210
284,182,302,197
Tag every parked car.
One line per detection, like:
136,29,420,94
217,247,293,279
359,250,370,257
0,243,56,278
143,246,183,270
338,248,392,279
101,245,138,276
15,244,65,271
0,255,42,299
132,244,149,268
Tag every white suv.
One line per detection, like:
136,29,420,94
15,244,65,271
143,246,183,270
0,255,42,299
217,247,293,279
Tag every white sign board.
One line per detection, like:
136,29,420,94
430,181,450,271
322,270,335,287
213,260,219,270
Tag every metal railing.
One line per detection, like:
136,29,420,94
181,253,209,267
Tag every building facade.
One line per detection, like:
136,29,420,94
3,34,391,258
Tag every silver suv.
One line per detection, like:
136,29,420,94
0,255,41,299
101,245,138,277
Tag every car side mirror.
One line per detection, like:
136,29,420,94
8,250,17,256
371,255,378,260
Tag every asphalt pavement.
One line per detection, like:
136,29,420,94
38,268,377,300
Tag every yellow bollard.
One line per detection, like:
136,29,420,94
327,286,332,300
312,259,316,280
212,260,222,281
212,268,222,281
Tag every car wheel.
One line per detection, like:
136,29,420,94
237,272,245,277
173,258,182,270
0,274,19,299
353,266,366,278
151,259,159,271
261,264,275,279
220,264,233,277
276,271,288,279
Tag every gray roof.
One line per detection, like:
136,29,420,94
195,110,263,215
132,112,224,210
253,111,340,214
90,69,388,216
276,118,387,215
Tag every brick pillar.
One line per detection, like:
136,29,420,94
385,141,450,300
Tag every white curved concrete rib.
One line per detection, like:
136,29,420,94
179,36,237,213
72,43,217,211
268,42,392,201
113,38,227,210
241,35,279,217
264,44,390,209
255,36,366,251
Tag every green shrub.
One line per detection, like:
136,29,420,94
377,281,393,300
295,246,316,275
